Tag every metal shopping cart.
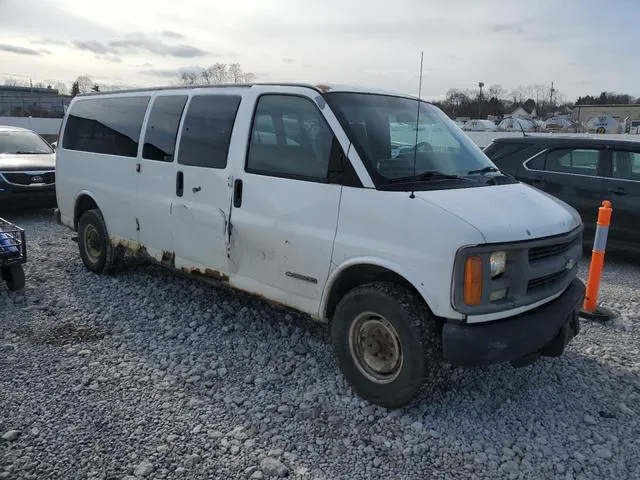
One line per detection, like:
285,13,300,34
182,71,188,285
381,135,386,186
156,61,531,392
0,217,26,291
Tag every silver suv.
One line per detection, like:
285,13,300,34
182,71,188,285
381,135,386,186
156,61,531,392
0,126,56,209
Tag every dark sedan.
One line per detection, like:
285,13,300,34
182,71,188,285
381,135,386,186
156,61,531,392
484,135,640,255
0,126,57,210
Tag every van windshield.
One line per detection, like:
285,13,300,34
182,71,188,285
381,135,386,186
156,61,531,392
325,92,500,186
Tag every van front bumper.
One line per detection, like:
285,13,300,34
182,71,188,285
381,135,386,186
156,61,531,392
442,278,585,366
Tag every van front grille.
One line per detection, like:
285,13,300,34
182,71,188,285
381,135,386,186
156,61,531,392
529,239,575,263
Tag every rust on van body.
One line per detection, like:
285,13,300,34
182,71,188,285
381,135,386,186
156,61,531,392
161,250,175,267
180,266,230,283
110,237,145,253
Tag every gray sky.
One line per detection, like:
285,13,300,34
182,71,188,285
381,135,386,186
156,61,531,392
0,0,638,100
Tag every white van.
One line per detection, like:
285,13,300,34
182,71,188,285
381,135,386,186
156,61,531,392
54,83,585,408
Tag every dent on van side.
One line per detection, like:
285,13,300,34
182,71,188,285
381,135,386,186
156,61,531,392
54,83,585,408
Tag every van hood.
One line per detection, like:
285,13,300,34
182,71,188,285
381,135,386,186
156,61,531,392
415,182,581,244
0,153,56,171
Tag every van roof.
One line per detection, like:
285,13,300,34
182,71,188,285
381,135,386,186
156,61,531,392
76,82,420,100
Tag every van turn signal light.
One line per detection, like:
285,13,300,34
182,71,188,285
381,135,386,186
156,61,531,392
463,256,483,306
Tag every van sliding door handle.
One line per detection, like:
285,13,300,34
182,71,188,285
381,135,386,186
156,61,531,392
176,171,184,197
233,179,243,208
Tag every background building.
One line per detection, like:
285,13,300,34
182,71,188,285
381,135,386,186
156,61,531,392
572,104,640,124
0,85,71,118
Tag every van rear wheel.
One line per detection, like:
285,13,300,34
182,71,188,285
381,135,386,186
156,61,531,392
331,281,440,409
77,209,117,274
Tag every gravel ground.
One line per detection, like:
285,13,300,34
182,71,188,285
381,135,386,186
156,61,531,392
1,209,639,480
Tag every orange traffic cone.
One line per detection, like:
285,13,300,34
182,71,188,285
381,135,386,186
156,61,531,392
579,200,615,321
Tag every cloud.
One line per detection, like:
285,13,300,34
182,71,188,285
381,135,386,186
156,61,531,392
39,49,52,55
161,30,185,39
483,22,528,35
70,33,208,58
110,37,207,57
239,15,453,40
29,37,68,46
0,0,118,40
0,44,42,56
139,66,204,78
72,40,115,55
95,54,122,63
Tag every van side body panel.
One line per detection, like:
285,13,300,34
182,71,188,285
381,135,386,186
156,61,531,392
328,187,485,321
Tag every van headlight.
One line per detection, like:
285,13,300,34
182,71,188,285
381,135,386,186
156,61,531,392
489,251,506,278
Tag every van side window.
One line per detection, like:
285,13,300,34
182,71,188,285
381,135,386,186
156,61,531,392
142,95,188,162
177,95,242,169
62,96,150,157
247,95,334,181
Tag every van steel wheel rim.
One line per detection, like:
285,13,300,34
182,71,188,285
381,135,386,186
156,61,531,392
84,225,101,263
348,313,403,384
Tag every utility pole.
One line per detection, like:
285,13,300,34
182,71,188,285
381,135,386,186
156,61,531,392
550,81,555,115
478,81,484,118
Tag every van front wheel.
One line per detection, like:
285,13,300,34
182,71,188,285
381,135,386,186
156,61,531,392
77,209,117,274
331,281,440,409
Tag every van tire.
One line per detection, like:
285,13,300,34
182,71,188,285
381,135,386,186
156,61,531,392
331,281,440,409
77,209,117,275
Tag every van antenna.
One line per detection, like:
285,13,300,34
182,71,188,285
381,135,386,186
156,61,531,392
410,51,424,200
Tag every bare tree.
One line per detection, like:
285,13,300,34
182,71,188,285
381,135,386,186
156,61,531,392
53,81,68,95
178,72,196,85
487,84,505,100
176,63,255,86
3,77,26,87
209,63,229,84
178,71,199,85
75,75,95,94
228,63,243,83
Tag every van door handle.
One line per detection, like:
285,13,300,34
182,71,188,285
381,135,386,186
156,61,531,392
192,186,201,194
608,186,627,196
233,179,243,208
176,171,184,197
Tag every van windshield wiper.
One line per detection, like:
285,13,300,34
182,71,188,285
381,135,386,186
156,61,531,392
388,171,468,184
467,166,501,175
